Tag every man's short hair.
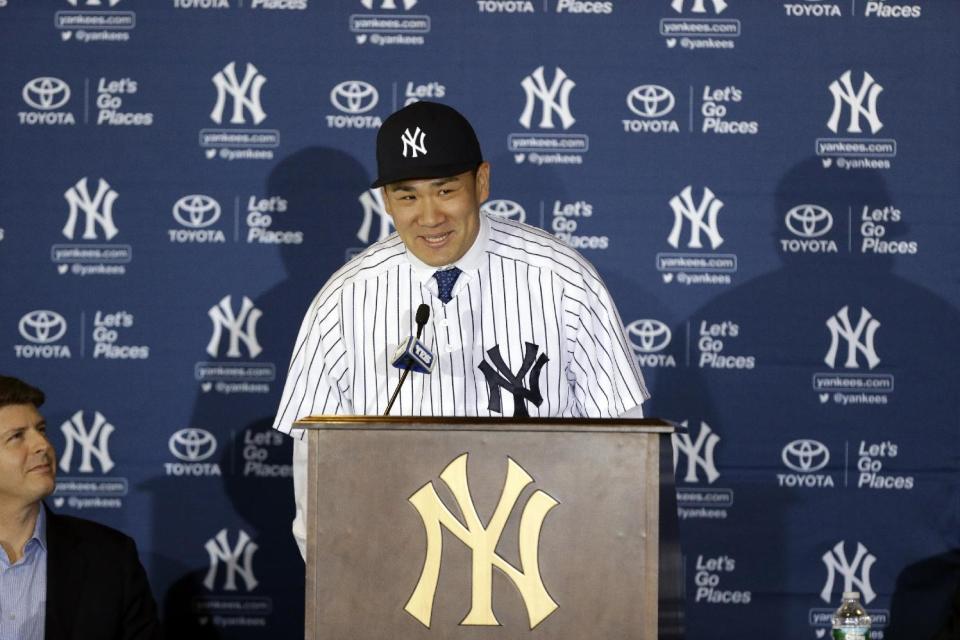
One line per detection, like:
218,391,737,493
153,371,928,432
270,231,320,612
0,375,45,410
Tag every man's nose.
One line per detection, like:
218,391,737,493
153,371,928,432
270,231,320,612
28,429,50,454
419,196,444,226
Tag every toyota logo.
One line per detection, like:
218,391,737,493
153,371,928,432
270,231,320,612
627,85,675,118
18,310,68,344
173,195,222,229
785,204,833,239
781,439,829,473
22,77,71,111
169,428,217,462
330,81,379,115
626,319,672,353
481,199,526,223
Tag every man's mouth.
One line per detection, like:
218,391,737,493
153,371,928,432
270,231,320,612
421,231,452,247
27,461,52,474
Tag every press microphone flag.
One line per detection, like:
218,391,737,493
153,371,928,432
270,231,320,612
391,336,435,373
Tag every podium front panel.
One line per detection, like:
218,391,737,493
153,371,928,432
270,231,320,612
304,421,661,640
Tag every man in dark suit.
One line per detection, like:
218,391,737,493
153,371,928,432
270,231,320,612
0,375,161,640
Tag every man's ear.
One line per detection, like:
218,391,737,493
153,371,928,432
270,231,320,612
475,162,491,204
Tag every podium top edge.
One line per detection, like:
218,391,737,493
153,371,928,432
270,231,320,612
292,415,677,433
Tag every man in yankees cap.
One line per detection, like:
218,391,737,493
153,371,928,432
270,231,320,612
272,101,649,559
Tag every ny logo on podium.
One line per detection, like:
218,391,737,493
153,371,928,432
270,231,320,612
405,453,559,629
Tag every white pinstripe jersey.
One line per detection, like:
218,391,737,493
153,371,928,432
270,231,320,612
272,211,649,433
274,211,649,558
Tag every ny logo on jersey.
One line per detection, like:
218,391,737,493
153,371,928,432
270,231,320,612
671,420,720,484
357,188,394,244
668,185,724,250
519,66,576,130
401,126,427,158
827,70,883,135
210,62,267,125
59,410,115,474
207,295,263,358
821,541,876,604
204,529,259,592
824,306,880,370
63,177,119,241
479,343,549,418
671,0,727,14
406,454,559,628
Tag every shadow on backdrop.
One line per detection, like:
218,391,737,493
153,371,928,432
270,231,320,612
652,157,960,638
888,549,960,640
151,147,372,638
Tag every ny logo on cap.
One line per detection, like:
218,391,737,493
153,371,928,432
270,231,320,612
402,126,427,158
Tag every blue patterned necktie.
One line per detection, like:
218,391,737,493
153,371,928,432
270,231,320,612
434,267,462,303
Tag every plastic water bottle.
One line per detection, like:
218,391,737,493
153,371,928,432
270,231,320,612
831,591,871,640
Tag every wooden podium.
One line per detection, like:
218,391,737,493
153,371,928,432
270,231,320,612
294,416,679,640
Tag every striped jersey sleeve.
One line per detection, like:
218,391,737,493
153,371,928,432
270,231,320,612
562,267,650,417
487,215,649,418
272,284,351,434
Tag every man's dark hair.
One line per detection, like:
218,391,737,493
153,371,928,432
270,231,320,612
0,375,45,410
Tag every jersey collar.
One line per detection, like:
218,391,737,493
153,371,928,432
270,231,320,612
406,210,490,285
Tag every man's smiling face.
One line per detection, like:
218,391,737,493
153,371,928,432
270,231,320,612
382,162,490,267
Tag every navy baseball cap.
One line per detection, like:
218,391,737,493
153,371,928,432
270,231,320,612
371,101,484,188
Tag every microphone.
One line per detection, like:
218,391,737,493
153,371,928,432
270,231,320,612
384,304,431,416
414,303,430,338
391,304,434,372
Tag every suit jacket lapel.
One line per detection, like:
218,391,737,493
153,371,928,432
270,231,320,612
44,503,86,640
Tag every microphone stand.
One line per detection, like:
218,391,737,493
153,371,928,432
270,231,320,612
384,366,412,416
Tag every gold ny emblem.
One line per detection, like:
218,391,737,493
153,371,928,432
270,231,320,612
405,453,559,629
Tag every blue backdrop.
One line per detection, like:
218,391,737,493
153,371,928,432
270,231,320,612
1,1,958,638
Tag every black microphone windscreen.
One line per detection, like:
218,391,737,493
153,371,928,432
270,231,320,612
415,304,430,327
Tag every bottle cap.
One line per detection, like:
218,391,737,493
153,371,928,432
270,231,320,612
842,591,860,600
